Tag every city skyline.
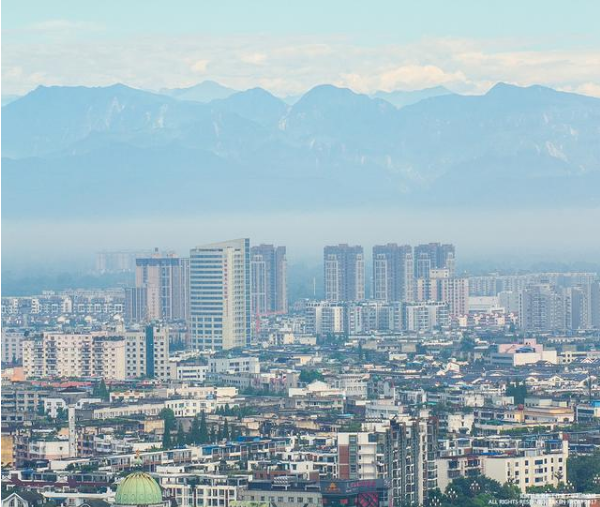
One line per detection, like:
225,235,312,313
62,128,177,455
3,3,600,506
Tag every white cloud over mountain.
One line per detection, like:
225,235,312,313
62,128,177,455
2,29,599,97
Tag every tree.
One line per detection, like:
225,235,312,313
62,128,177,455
93,379,110,401
223,419,230,440
209,425,216,443
506,380,527,405
299,369,324,384
199,411,209,444
176,423,186,447
160,408,176,449
188,416,201,445
568,451,600,493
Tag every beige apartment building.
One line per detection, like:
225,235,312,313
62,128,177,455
484,438,568,493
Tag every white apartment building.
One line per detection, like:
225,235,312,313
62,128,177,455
164,397,239,417
22,328,170,381
325,373,369,399
189,239,251,351
124,326,171,380
172,363,209,382
22,332,126,380
305,301,345,335
208,356,260,374
403,301,450,331
92,401,165,420
337,431,385,480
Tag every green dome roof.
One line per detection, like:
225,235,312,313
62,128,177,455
115,472,163,506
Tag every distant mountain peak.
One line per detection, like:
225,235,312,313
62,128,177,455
159,80,237,103
232,87,279,99
486,82,555,96
295,84,368,108
372,85,455,108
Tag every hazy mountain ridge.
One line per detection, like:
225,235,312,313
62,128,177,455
3,81,600,217
372,85,454,108
159,80,238,103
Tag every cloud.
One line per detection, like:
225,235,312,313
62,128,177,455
377,64,467,91
191,59,209,73
2,33,599,98
572,82,600,98
27,19,101,31
239,52,268,65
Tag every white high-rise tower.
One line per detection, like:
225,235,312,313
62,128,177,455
189,239,251,350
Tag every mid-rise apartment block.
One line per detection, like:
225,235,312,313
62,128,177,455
22,326,171,381
22,333,126,380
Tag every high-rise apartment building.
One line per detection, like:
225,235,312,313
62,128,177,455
124,287,147,323
373,244,414,302
520,284,566,332
189,239,251,351
386,416,438,507
95,250,152,273
324,244,365,302
250,244,287,316
128,250,189,322
414,243,455,278
416,269,469,317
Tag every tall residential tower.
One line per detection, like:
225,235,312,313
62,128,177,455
373,244,414,302
324,244,365,302
189,239,251,351
250,244,288,316
131,250,189,322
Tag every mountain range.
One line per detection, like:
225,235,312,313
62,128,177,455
3,81,600,218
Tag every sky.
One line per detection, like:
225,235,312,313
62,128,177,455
3,0,600,97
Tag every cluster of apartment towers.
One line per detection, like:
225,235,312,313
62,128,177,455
124,239,458,350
